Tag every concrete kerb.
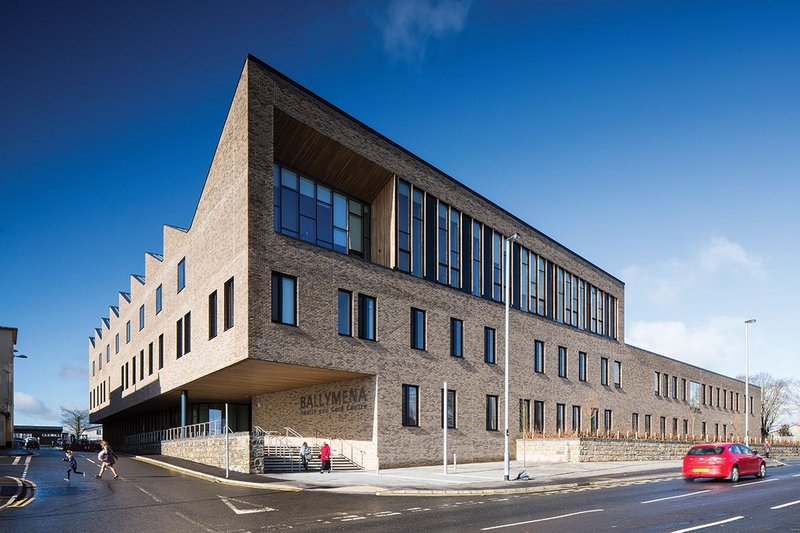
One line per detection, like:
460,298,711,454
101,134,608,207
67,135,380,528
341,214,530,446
132,456,301,492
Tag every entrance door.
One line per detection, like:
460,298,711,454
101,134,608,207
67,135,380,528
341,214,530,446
209,408,223,435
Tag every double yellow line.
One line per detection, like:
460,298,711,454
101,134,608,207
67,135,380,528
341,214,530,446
1,476,37,509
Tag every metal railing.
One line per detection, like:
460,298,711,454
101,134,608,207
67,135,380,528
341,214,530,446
124,420,227,451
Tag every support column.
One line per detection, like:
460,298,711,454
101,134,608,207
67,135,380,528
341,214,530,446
180,389,188,438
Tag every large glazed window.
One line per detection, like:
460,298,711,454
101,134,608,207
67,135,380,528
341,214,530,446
274,163,370,259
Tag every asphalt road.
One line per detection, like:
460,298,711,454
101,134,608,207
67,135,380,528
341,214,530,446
1,448,798,532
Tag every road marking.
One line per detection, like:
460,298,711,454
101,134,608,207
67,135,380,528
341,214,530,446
175,511,217,533
22,456,31,479
0,477,23,511
12,457,20,465
641,490,711,504
792,474,800,477
732,478,777,487
771,499,800,510
480,508,604,530
219,495,276,515
372,511,402,517
670,516,744,533
134,484,162,502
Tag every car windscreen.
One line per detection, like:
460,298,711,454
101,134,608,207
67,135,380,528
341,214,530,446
688,446,724,456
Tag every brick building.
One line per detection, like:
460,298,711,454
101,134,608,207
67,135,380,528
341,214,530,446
88,56,758,469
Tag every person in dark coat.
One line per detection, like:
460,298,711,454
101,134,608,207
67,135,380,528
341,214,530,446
63,450,86,480
96,440,119,479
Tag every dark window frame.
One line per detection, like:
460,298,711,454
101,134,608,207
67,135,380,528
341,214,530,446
337,289,352,336
450,318,463,358
271,272,298,326
224,277,235,331
410,308,426,350
358,293,377,341
209,290,218,340
486,395,499,431
402,384,419,427
484,327,496,364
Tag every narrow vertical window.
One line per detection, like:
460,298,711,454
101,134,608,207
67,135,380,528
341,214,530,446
600,357,609,386
534,340,544,373
673,376,678,399
148,342,154,376
645,415,652,434
98,353,102,370
520,248,528,312
271,272,298,325
449,208,460,288
106,344,109,363
604,409,613,433
558,346,567,378
519,399,531,433
402,384,419,427
358,294,376,341
654,372,660,395
572,405,581,432
613,360,622,388
337,290,352,336
578,351,587,382
132,357,136,385
156,284,162,314
486,395,499,431
158,333,164,369
177,257,186,292
183,312,191,354
681,378,687,401
126,321,131,343
661,417,667,436
556,403,565,432
224,277,234,330
441,389,456,429
484,327,495,364
208,290,218,340
139,304,145,330
410,308,426,350
437,202,448,284
115,333,119,354
450,318,463,358
472,220,481,296
139,350,144,380
397,179,411,272
533,400,544,433
631,413,639,432
176,318,183,358
492,232,502,301
591,408,599,433
412,188,424,278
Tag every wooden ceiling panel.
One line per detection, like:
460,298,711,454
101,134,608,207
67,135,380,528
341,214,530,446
274,110,393,202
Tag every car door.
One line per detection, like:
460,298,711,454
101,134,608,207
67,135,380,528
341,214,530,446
740,445,758,474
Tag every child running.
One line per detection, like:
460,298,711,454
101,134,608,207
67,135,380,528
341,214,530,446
63,450,86,481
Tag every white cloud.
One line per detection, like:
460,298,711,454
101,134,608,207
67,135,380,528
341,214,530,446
377,0,471,64
622,235,765,306
15,390,55,418
59,365,85,380
627,316,744,376
698,236,764,277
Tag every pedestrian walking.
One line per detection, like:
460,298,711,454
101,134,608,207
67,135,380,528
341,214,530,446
299,441,311,471
764,439,771,459
319,442,331,474
63,450,86,481
96,440,119,479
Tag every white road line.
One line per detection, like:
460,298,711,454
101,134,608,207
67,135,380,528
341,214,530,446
771,499,800,510
732,478,777,488
219,496,275,514
641,490,711,504
134,484,162,502
12,456,20,465
175,511,217,533
22,456,31,479
670,516,744,533
480,508,604,530
792,474,800,477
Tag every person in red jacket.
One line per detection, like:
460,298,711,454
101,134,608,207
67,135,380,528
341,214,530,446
319,442,331,474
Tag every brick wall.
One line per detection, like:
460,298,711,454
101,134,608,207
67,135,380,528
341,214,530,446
518,438,700,462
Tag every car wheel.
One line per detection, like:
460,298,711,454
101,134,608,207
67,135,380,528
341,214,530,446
757,463,766,479
683,477,694,483
729,465,739,483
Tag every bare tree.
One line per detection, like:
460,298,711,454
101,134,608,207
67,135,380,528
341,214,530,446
60,406,90,438
737,373,796,438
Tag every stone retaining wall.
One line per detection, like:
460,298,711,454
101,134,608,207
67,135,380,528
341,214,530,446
161,432,253,473
517,438,800,463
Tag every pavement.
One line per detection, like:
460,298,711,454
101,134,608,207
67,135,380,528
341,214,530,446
129,453,787,496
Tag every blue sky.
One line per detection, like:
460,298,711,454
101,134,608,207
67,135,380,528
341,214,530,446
2,0,798,426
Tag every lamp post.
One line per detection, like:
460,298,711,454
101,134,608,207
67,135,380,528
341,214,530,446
503,232,518,481
744,319,756,447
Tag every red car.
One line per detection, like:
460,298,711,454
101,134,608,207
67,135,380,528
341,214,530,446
682,443,766,482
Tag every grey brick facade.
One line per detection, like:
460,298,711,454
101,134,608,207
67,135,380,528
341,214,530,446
88,56,759,469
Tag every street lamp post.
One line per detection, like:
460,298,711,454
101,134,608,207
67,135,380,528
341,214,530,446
503,233,518,481
744,319,756,447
